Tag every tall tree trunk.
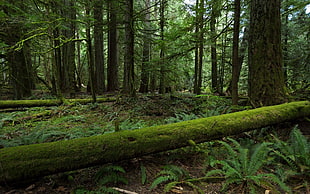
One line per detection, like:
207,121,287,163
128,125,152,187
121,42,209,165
62,0,76,97
1,101,309,183
139,0,151,93
123,0,135,97
49,1,64,101
86,2,96,103
159,0,166,94
210,3,218,94
231,0,241,105
282,0,289,86
248,0,286,106
107,1,119,92
194,0,204,95
3,3,33,99
94,0,105,94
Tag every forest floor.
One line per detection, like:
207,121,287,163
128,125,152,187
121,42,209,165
0,92,309,194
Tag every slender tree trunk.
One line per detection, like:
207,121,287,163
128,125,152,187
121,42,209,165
248,0,286,106
159,0,166,94
210,3,218,94
123,0,135,97
86,2,96,103
231,0,241,105
76,29,82,91
194,0,204,95
282,0,289,86
62,0,76,97
139,0,151,93
94,0,105,94
52,27,63,100
107,1,119,92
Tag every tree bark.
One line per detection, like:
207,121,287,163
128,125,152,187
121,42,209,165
94,0,105,94
194,0,204,95
248,0,286,106
123,0,135,97
159,0,166,94
61,0,76,97
107,1,119,92
0,101,309,184
231,0,241,105
139,0,151,93
210,2,218,94
85,2,96,103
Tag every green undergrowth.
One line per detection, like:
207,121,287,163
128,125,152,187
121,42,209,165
147,127,309,194
0,94,233,147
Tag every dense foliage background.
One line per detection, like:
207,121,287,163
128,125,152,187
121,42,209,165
0,0,309,101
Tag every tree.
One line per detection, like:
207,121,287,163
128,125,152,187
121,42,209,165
231,0,241,105
85,1,96,102
123,0,135,96
159,0,167,94
94,0,105,94
210,0,220,94
1,0,34,99
107,0,119,92
61,0,77,97
193,0,204,94
139,0,151,93
248,0,286,106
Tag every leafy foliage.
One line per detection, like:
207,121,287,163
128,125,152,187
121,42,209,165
150,165,189,189
271,127,310,177
95,165,128,186
205,138,290,193
150,164,204,193
165,112,199,124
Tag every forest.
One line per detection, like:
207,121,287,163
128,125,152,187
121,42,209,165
0,0,309,193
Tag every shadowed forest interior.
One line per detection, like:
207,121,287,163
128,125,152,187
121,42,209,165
0,0,309,193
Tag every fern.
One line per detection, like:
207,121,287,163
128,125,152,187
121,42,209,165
140,164,147,185
271,127,310,176
205,138,290,194
150,176,174,189
150,165,189,189
98,186,119,194
165,112,199,124
95,165,128,186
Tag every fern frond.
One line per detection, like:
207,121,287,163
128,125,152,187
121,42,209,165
248,142,271,175
205,169,225,177
99,186,119,194
290,128,310,166
150,176,173,189
99,174,128,185
95,165,127,185
163,181,179,192
218,140,238,160
183,181,205,194
162,164,189,178
140,165,147,185
101,165,126,174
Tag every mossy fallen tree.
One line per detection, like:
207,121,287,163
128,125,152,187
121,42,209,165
0,101,309,184
0,97,116,109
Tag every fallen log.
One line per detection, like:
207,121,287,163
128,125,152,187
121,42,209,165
0,97,116,109
0,101,309,184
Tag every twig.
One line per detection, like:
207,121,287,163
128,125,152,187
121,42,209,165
112,187,139,194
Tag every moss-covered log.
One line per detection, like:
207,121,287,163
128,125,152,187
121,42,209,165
0,101,309,184
0,97,116,109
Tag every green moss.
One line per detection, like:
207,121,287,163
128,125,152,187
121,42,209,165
0,101,309,183
0,97,116,108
